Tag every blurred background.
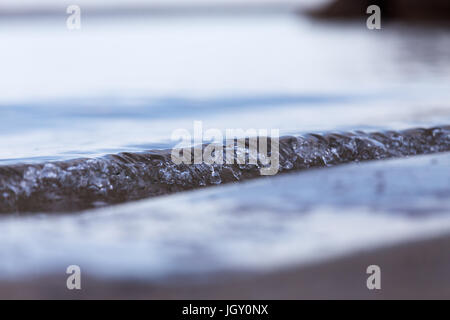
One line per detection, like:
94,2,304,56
1,0,450,299
1,0,450,164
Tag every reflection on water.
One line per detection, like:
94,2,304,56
386,25,450,77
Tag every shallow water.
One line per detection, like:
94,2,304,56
1,9,450,280
1,152,450,279
1,127,449,214
1,14,450,164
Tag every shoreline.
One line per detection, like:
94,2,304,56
2,126,449,214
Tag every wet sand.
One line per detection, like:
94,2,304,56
1,231,450,299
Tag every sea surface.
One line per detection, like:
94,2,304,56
1,13,450,163
1,6,450,279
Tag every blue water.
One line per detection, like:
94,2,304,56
1,5,450,284
1,14,450,163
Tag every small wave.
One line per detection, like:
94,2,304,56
1,125,449,214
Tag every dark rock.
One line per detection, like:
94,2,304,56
307,0,450,23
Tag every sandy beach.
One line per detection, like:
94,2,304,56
2,231,449,299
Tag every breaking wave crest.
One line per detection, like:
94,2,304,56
1,126,449,214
